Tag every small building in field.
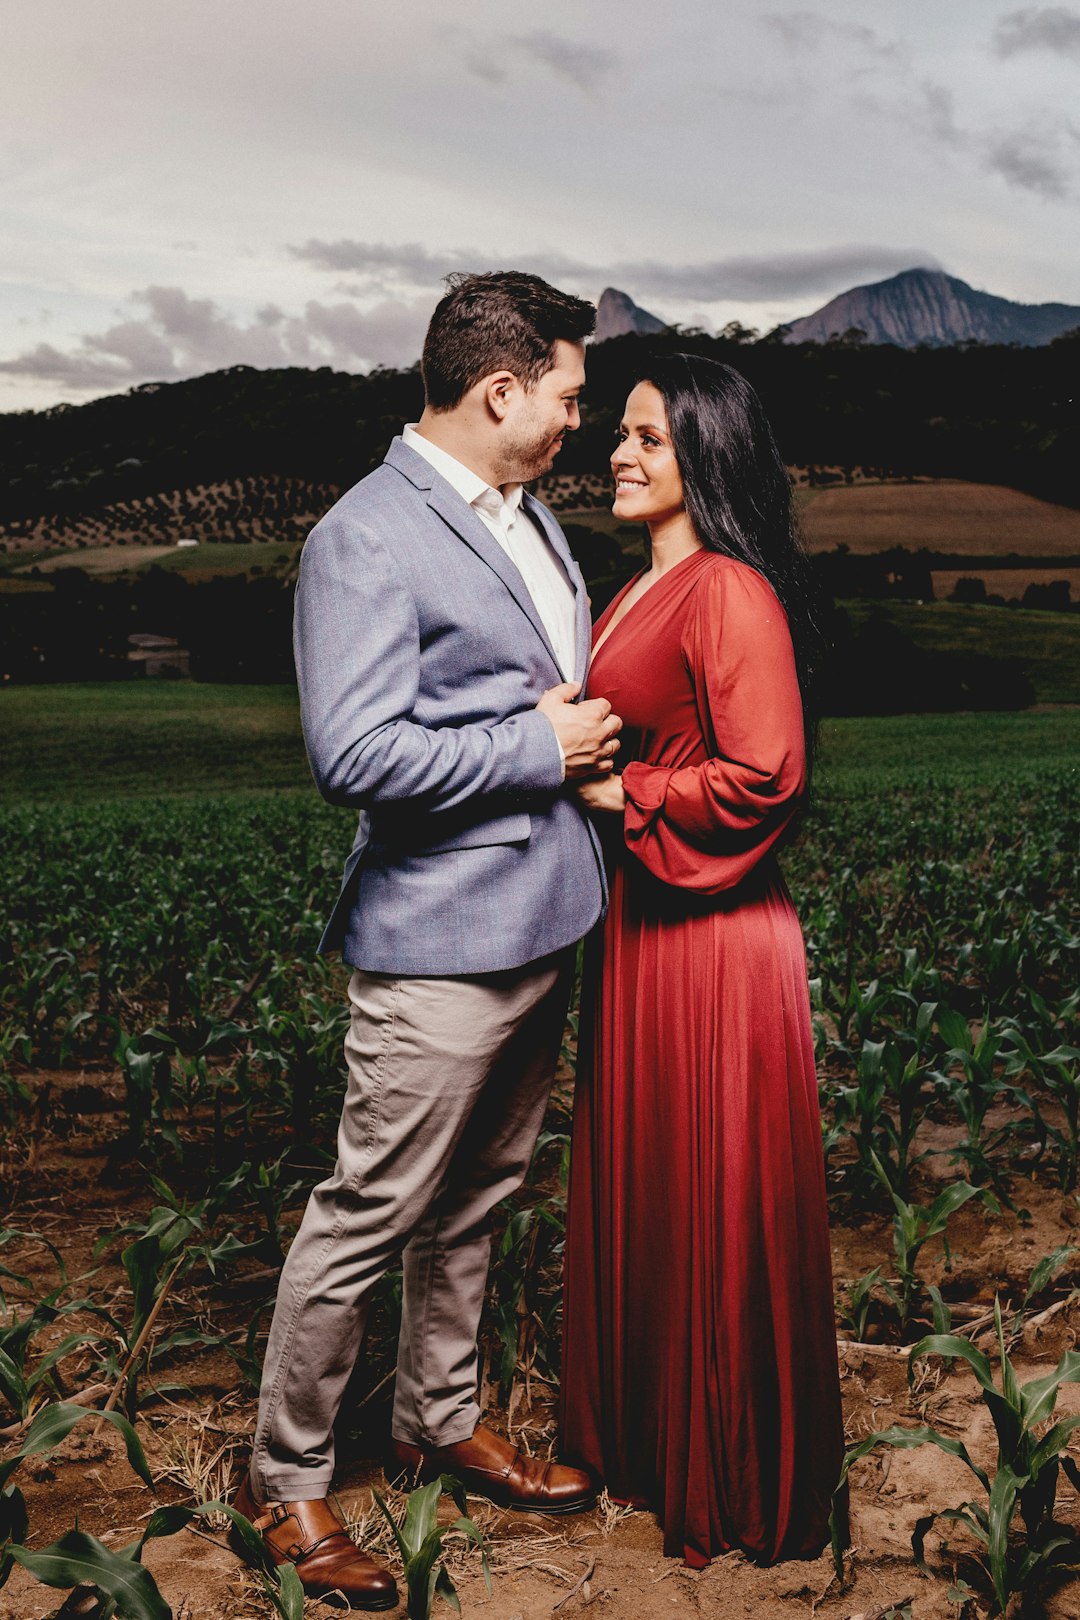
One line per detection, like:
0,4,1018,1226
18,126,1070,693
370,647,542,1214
127,633,190,678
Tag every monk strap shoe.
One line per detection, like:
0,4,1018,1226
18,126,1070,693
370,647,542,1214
232,1476,398,1610
389,1423,596,1516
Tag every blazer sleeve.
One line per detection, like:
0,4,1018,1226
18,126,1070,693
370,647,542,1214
619,562,806,892
294,515,565,810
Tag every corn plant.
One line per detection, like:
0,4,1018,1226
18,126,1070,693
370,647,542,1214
375,1474,491,1620
870,1153,992,1337
930,1009,1028,1185
0,1401,161,1612
832,1016,937,1196
837,1266,882,1343
98,1182,256,1417
0,1401,303,1619
829,1301,1080,1616
998,1022,1080,1189
0,1230,109,1423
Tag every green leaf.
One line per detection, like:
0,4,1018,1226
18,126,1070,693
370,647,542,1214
937,1007,973,1052
0,1344,30,1416
400,1477,445,1558
908,1333,995,1395
0,1402,152,1494
927,1285,952,1335
913,1503,989,1578
1020,1245,1077,1313
1020,1349,1080,1429
987,1464,1022,1614
10,1530,169,1620
923,1180,982,1238
373,1487,411,1567
434,1561,462,1613
275,1561,306,1620
830,1422,990,1574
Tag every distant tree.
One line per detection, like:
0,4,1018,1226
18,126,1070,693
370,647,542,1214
1022,580,1071,611
950,577,987,604
717,321,760,345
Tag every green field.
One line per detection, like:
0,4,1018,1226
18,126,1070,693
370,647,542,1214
843,599,1080,705
2,682,1078,805
3,539,302,582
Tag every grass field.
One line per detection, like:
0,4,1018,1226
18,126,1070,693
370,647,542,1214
2,680,1078,805
843,598,1080,704
6,539,302,581
0,682,311,802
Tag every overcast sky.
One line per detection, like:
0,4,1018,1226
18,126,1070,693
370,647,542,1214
2,0,1078,412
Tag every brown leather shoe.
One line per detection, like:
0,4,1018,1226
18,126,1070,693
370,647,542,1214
232,1475,398,1611
390,1423,596,1516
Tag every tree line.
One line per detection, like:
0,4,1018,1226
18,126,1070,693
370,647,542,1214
1,328,1078,526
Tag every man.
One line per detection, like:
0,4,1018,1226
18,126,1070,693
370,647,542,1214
234,272,621,1609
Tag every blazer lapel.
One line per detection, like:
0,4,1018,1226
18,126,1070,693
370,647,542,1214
525,493,592,688
386,438,562,674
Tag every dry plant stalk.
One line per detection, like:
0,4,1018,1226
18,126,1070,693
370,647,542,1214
158,1410,247,1529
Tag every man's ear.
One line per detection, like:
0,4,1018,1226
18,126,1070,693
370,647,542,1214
483,370,520,422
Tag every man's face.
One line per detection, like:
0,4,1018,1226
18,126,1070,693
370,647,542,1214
499,339,586,482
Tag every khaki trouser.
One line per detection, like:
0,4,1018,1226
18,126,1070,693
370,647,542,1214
251,950,574,1502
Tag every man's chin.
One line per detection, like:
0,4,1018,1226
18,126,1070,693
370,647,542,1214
532,446,563,478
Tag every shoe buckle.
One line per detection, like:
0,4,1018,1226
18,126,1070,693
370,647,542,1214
270,1503,291,1527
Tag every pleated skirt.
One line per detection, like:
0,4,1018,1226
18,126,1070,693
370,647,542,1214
561,856,844,1566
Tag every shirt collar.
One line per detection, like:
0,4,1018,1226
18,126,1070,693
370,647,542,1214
402,423,524,517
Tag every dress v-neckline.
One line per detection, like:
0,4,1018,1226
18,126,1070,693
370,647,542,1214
591,549,709,662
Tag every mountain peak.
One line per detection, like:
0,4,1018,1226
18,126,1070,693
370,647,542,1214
594,287,666,342
784,268,1080,347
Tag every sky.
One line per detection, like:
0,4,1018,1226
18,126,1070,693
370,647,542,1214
2,0,1079,412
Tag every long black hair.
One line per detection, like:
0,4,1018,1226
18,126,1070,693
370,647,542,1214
634,352,825,777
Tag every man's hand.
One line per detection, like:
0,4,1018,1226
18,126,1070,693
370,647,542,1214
536,681,622,780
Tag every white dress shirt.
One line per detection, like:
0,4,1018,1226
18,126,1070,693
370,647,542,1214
402,424,578,682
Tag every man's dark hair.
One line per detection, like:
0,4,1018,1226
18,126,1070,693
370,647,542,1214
421,271,595,411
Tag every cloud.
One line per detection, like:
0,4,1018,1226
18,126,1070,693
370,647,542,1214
919,81,965,148
766,11,906,65
984,123,1074,197
289,238,941,304
0,284,432,393
458,28,616,93
994,6,1080,58
505,31,617,92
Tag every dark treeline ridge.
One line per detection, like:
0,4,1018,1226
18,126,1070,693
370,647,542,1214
1,555,1038,716
2,327,1079,522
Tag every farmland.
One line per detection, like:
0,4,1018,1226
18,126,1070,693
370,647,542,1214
1,690,1079,1617
798,480,1080,557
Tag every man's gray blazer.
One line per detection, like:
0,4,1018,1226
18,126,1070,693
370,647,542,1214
293,436,607,975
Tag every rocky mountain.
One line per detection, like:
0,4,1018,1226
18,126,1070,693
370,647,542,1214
783,267,1080,348
593,286,667,341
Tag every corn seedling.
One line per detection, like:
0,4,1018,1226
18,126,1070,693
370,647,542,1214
374,1473,492,1619
829,1300,1080,1616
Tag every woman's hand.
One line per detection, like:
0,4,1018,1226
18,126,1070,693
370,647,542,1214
572,774,627,815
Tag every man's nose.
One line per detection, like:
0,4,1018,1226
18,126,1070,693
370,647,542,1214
566,401,581,430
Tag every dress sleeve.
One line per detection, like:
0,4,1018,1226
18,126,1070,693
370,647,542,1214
620,561,806,893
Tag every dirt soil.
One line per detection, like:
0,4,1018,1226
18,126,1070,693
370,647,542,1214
799,481,1080,556
4,1072,1080,1620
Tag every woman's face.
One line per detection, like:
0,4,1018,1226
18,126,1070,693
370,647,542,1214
611,382,686,526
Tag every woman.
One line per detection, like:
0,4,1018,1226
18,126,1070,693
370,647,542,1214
560,353,843,1568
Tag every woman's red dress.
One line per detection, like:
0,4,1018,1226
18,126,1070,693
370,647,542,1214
561,550,843,1566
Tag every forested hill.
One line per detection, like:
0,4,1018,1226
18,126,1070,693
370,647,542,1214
2,327,1078,521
